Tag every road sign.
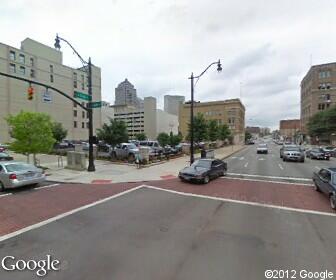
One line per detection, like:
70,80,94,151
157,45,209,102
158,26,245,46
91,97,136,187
74,91,92,101
89,101,102,108
42,89,52,103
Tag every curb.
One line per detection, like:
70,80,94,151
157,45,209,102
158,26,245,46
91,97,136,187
220,146,247,160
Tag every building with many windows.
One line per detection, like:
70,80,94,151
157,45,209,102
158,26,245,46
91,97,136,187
279,119,300,141
0,38,102,143
164,95,185,116
178,99,245,144
301,63,336,134
114,79,143,109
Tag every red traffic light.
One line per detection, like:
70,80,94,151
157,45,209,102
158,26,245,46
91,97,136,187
27,86,34,100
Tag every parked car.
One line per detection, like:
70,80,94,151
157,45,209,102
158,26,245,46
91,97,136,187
0,152,14,161
111,143,139,161
82,142,97,151
0,161,46,191
257,143,268,154
162,145,178,155
179,159,227,184
139,140,163,156
280,144,297,158
306,148,330,160
322,146,336,157
313,168,336,210
245,139,255,145
282,146,305,162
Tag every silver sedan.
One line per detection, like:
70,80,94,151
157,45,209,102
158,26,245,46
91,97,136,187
0,161,46,191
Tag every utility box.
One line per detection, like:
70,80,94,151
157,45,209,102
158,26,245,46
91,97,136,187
139,146,151,163
205,149,215,159
66,151,87,171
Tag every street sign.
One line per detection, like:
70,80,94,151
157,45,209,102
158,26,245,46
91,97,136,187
89,101,102,108
74,91,92,101
42,89,52,103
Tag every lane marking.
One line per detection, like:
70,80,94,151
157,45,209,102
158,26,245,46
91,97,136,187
0,185,145,242
315,166,320,170
37,183,60,190
221,176,313,186
239,157,245,160
0,193,12,198
227,172,312,181
143,185,336,217
278,164,284,170
258,158,265,161
244,162,248,168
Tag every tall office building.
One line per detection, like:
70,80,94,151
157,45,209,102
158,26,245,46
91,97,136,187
0,38,102,143
114,79,143,108
164,95,185,115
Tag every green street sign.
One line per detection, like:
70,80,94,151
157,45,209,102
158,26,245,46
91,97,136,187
74,91,92,101
89,101,102,108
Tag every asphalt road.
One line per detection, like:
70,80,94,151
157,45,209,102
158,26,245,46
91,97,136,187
0,186,335,280
226,140,336,180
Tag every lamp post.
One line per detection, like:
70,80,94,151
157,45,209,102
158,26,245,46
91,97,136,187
189,60,222,164
54,34,95,172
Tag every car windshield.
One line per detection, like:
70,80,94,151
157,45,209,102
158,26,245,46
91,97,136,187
4,163,35,172
312,148,323,152
0,152,9,157
285,147,300,151
258,144,267,147
191,160,211,169
128,144,137,149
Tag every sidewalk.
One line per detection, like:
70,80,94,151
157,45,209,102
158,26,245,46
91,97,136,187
11,145,245,184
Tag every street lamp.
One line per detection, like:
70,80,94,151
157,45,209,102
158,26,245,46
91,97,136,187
189,59,222,164
54,34,95,172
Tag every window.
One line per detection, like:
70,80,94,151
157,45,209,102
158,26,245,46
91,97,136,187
86,123,89,129
50,75,54,83
19,66,25,75
9,63,16,73
82,122,85,129
50,65,53,73
87,111,89,118
82,111,85,118
73,73,77,88
73,102,77,108
18,54,25,64
74,121,77,128
30,57,34,67
9,51,15,61
30,69,35,78
81,75,85,90
74,110,77,117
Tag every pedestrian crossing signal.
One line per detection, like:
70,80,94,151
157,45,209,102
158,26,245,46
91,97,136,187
28,86,34,100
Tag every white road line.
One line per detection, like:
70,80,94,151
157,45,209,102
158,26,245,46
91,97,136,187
315,166,320,170
0,193,12,198
278,164,284,170
227,172,312,181
239,157,245,160
144,185,336,217
221,176,314,186
36,183,60,190
0,185,145,242
244,162,248,168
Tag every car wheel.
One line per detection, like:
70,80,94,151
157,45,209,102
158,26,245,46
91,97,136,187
0,181,4,192
111,152,117,159
313,181,320,192
128,154,135,162
329,194,336,210
301,159,305,163
283,158,286,162
203,175,210,184
327,158,330,161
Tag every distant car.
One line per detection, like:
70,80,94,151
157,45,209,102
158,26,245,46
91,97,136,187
111,143,139,161
82,143,97,151
245,139,255,145
306,148,330,160
322,146,336,157
257,143,268,154
282,146,305,162
0,152,14,161
179,159,227,184
280,144,297,158
0,161,46,191
313,168,336,210
139,140,163,156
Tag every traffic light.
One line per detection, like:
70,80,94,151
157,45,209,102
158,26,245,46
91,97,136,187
27,86,34,100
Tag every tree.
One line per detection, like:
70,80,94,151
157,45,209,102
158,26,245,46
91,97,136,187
245,131,252,142
307,106,336,141
135,133,147,141
157,132,170,147
218,124,231,141
169,131,183,146
52,122,67,143
186,113,208,143
207,119,219,141
6,111,56,165
96,119,128,147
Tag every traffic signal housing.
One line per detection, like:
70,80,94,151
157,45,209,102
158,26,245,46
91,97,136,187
27,86,34,100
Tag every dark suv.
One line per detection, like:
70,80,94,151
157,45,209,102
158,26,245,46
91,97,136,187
313,168,336,210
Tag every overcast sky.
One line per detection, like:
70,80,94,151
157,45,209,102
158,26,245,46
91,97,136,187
1,0,336,129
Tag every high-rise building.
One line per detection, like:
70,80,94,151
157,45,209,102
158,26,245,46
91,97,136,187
301,63,336,134
164,95,185,115
0,38,102,143
179,99,245,144
114,79,143,109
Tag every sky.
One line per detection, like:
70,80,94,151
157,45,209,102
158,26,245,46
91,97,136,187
1,0,336,130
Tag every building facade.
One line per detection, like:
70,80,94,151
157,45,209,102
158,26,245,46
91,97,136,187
114,79,143,109
301,63,336,134
178,99,245,144
245,126,260,138
164,95,185,116
0,38,102,143
279,119,300,141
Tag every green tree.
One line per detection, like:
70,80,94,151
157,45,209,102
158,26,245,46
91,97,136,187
96,119,128,147
208,119,219,141
169,131,183,146
186,113,208,143
307,106,336,141
135,133,147,141
245,131,252,142
6,111,56,165
52,122,67,143
218,124,231,141
157,132,170,147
